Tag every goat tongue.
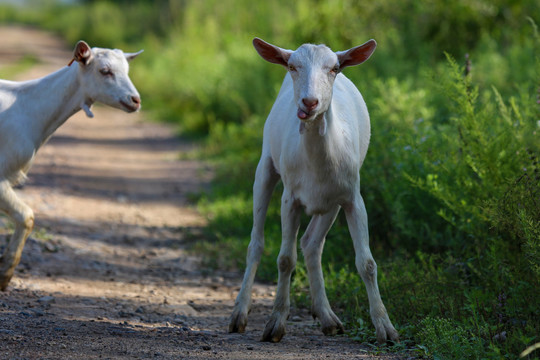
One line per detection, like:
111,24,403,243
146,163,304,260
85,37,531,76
297,108,309,119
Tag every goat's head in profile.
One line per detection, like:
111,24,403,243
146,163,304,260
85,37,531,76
70,41,143,117
253,38,376,124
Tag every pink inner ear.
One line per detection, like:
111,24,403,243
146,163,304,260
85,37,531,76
74,42,92,64
253,38,290,67
338,40,377,69
77,49,92,64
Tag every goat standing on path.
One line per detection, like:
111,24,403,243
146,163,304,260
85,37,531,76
0,41,142,290
229,38,399,344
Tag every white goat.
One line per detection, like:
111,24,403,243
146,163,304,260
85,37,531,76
229,38,399,344
0,41,142,290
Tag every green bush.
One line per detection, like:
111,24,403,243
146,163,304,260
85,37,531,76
417,317,484,359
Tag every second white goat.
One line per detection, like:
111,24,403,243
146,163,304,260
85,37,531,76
229,38,399,344
0,41,142,290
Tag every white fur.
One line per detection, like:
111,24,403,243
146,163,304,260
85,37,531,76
0,41,142,290
229,38,399,344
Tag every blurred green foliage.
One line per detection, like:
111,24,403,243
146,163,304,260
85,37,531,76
0,54,38,78
1,0,539,358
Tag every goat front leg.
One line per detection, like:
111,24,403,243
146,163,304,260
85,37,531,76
229,157,279,333
0,180,34,291
300,207,344,336
343,192,399,344
261,189,300,342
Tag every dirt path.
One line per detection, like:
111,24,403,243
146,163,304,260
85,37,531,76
0,26,404,360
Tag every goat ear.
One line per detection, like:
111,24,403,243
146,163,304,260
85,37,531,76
125,49,144,62
253,38,292,67
73,41,93,66
336,39,377,70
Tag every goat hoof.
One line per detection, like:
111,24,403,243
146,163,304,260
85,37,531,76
0,273,12,292
228,310,248,333
315,308,344,336
0,281,8,291
261,314,286,342
0,263,15,291
376,325,400,345
386,327,400,343
322,322,345,336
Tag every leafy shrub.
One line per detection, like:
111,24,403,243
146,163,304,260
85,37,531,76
417,317,484,359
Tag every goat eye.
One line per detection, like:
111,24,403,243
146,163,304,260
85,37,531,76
100,68,113,76
330,65,339,74
288,64,296,72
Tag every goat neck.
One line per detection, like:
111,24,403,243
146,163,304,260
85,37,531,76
26,63,92,148
298,102,354,173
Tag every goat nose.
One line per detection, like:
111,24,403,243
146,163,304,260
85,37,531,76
302,98,318,110
131,96,141,105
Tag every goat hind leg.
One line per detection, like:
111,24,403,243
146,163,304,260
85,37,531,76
300,207,344,336
229,157,279,333
0,181,34,291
